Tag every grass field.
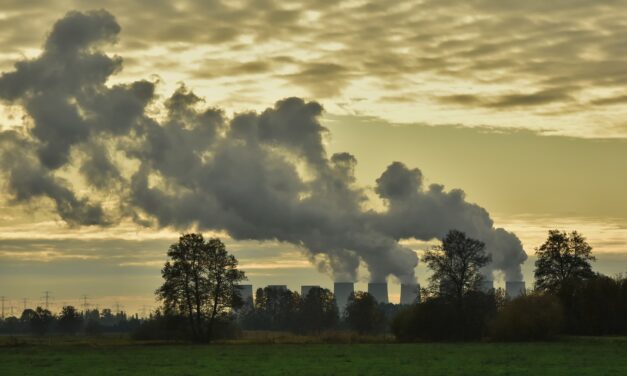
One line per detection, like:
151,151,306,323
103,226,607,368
0,336,626,375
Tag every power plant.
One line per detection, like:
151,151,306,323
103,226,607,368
368,283,389,304
300,285,319,297
238,279,526,309
479,280,495,294
236,284,253,305
333,282,354,314
400,283,420,305
266,285,288,292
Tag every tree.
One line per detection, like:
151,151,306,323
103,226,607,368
299,287,338,334
344,292,385,334
58,305,82,335
157,234,246,342
423,230,491,303
534,230,595,292
489,293,564,341
25,307,54,336
242,287,301,331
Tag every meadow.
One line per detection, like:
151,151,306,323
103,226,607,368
0,335,626,376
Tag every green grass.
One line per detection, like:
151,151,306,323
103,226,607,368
0,336,626,375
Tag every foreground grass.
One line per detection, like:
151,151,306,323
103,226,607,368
0,336,626,375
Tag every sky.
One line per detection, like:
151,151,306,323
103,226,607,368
0,1,626,314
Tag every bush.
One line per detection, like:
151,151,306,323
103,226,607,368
132,313,189,341
490,293,563,341
558,274,627,335
209,316,242,340
133,313,242,341
84,320,104,336
392,292,497,341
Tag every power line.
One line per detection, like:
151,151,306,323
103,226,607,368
81,295,90,313
41,291,52,310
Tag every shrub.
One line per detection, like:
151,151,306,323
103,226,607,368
490,293,563,341
392,292,497,342
558,274,627,335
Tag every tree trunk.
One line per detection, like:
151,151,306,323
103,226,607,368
207,278,222,342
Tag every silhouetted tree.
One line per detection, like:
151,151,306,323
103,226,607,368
157,234,246,342
558,273,627,335
344,292,385,334
392,291,498,342
299,287,338,334
534,230,595,292
26,307,54,336
241,287,301,331
58,305,82,335
423,230,491,303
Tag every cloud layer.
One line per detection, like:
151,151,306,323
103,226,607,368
3,1,627,136
0,10,527,283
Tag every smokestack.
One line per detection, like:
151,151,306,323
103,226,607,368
505,281,525,299
334,282,354,314
368,282,389,304
479,280,495,294
400,283,420,305
301,285,319,298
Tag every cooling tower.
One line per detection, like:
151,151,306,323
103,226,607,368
368,282,389,304
479,280,495,294
334,282,354,314
301,285,319,298
234,284,253,310
506,281,526,298
267,285,288,292
400,283,420,305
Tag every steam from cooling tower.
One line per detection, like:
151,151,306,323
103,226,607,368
0,10,527,284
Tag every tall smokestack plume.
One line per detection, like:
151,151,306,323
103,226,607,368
334,282,354,314
0,10,528,286
400,283,420,305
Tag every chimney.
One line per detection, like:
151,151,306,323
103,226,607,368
505,281,525,299
334,282,354,314
479,280,495,294
368,282,389,304
400,283,420,305
301,285,319,298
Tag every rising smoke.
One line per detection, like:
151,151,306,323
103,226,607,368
0,10,527,283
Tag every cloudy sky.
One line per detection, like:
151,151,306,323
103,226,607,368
0,1,626,314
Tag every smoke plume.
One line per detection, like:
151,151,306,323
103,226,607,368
0,10,527,282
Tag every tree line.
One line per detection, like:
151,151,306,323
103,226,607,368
0,306,141,336
4,230,624,342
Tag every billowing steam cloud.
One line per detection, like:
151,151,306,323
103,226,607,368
0,10,527,282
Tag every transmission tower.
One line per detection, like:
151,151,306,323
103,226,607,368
81,295,90,313
42,291,52,310
1,296,5,319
